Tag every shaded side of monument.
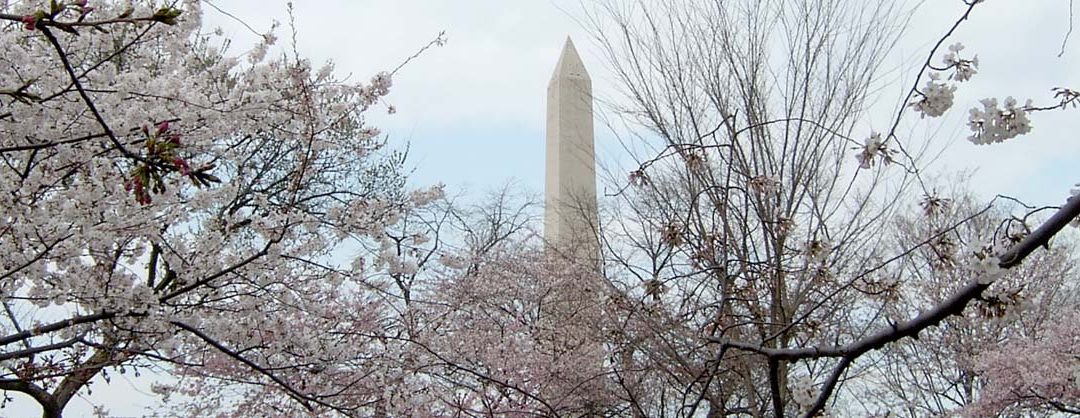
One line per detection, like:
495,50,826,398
545,37,599,259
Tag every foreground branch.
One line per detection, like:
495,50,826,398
0,379,60,418
713,194,1080,417
170,321,317,412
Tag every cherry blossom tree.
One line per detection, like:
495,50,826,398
968,309,1080,417
412,240,613,417
0,1,443,416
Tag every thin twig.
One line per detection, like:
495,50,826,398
200,0,263,37
1060,0,1075,57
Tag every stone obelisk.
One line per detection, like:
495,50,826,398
545,37,598,257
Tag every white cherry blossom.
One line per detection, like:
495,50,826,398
967,97,1033,144
911,74,957,118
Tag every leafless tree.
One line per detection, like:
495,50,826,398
574,0,1080,416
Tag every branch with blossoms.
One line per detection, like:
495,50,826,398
0,2,184,32
36,25,215,205
713,191,1080,418
863,1,1078,168
122,121,220,205
1025,87,1080,112
169,321,320,412
1,2,222,205
861,1,982,175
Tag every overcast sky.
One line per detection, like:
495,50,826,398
9,1,1078,416
197,0,1079,206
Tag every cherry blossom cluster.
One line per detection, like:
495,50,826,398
854,132,894,169
909,43,978,119
941,42,979,82
965,237,1008,285
802,238,832,265
903,41,1035,145
966,97,1033,144
747,174,780,194
911,74,957,118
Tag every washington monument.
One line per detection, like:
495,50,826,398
545,38,598,257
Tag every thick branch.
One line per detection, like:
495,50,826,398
0,338,78,362
0,13,164,29
0,312,115,347
53,347,124,411
804,357,852,418
719,195,1080,355
768,358,784,416
0,379,59,418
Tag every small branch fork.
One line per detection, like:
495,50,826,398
711,195,1080,417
